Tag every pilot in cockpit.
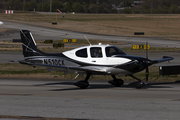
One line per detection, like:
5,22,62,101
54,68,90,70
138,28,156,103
94,48,102,57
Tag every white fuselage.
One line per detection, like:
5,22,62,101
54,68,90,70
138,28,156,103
63,44,131,66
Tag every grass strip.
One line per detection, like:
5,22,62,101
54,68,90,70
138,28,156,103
0,69,48,74
1,13,180,39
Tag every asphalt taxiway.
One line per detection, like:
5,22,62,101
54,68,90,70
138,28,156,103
0,78,180,120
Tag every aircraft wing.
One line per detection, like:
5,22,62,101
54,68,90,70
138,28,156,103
18,60,107,74
151,56,174,63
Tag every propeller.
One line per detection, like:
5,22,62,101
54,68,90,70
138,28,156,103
145,65,149,84
145,42,149,84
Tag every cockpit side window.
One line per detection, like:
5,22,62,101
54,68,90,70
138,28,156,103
76,48,88,58
105,47,126,57
90,47,103,58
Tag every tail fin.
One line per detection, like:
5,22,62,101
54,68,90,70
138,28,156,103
20,30,44,58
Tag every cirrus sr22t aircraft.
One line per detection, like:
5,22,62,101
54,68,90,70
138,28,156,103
15,30,174,89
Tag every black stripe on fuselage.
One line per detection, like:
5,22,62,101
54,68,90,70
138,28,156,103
26,53,149,74
113,55,150,73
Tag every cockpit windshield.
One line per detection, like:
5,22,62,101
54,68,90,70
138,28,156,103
105,46,126,57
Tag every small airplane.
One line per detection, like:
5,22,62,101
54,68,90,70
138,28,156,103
15,30,174,89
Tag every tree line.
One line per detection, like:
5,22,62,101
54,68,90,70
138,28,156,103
1,0,180,14
122,0,180,14
1,0,117,13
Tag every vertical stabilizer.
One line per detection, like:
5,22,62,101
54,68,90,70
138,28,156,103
20,30,44,57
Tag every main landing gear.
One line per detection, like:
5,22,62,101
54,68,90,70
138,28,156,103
74,74,124,89
108,75,145,89
73,74,91,89
108,75,124,87
74,74,125,89
73,74,145,89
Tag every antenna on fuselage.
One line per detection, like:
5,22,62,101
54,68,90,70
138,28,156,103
84,35,92,45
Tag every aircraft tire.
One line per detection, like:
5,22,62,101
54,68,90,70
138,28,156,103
108,79,124,87
73,80,89,89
